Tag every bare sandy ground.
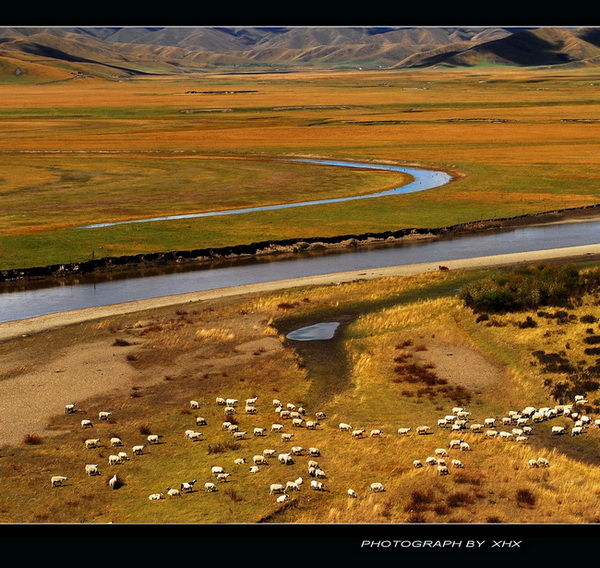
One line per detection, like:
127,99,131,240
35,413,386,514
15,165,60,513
0,244,598,447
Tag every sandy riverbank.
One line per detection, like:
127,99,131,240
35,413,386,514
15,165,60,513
1,244,598,343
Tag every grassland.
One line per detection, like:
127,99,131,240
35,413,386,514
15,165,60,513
1,67,599,269
1,262,599,524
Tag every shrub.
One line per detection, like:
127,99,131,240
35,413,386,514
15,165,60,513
516,488,537,508
23,434,43,445
580,314,598,323
112,338,132,346
207,441,241,454
517,316,538,328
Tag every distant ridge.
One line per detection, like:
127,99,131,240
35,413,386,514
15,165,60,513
1,26,599,80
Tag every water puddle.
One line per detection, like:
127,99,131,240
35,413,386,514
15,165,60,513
286,321,341,341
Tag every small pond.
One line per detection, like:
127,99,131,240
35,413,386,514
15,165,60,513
285,322,341,341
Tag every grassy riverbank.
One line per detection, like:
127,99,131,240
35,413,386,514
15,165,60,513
1,261,599,524
1,67,599,269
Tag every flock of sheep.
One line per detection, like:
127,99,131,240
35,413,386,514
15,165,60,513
54,390,598,513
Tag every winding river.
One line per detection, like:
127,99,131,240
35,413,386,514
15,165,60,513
1,158,598,324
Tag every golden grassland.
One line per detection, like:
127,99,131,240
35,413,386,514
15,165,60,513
1,264,599,524
1,67,599,269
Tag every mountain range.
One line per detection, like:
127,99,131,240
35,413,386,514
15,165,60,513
1,26,600,80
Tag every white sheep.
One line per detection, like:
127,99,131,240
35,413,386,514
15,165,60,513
180,479,197,492
149,493,164,500
499,431,513,441
449,439,463,449
51,476,68,488
314,469,327,479
195,416,207,426
205,482,218,492
222,421,233,430
437,465,450,476
253,455,268,465
307,460,320,469
166,487,182,497
537,457,550,468
271,423,284,432
292,418,305,428
108,474,118,489
485,430,498,438
99,411,112,421
369,482,385,493
249,466,260,473
81,419,93,429
425,457,438,466
245,405,258,415
315,412,327,421
416,425,431,435
305,421,319,430
459,442,471,451
117,451,129,461
110,437,123,447
186,431,204,441
451,459,464,468
190,400,200,409
262,449,277,458
290,446,304,456
452,407,465,414
339,423,352,432
437,458,447,467
85,464,100,476
308,447,321,457
285,481,301,492
528,459,540,468
270,483,286,495
147,434,162,444
64,404,76,414
227,424,239,432
413,460,423,469
132,445,146,455
515,436,529,443
437,419,448,428
370,429,383,437
571,426,584,436
351,429,366,438
278,453,294,465
226,398,238,407
469,424,483,433
435,448,448,457
234,457,247,465
397,427,411,436
253,427,266,437
85,438,101,449
348,489,357,498
211,466,225,477
286,403,296,411
276,494,290,503
281,433,294,442
108,454,123,465
224,406,237,415
311,480,325,491
246,397,259,406
216,473,232,482
272,399,282,407
233,431,247,440
483,418,496,427
216,397,226,406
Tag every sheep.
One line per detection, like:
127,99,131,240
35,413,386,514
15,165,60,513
314,469,327,479
290,446,304,456
470,424,483,433
285,481,301,492
64,403,76,414
435,448,448,457
515,436,529,443
180,479,197,492
425,457,438,466
278,453,294,465
110,437,123,447
232,431,247,441
437,465,450,476
457,411,471,419
459,442,471,451
245,405,258,415
444,415,457,422
85,438,101,449
51,476,68,488
246,397,259,406
416,425,431,435
452,407,465,414
147,434,162,444
289,411,302,420
348,489,357,498
190,400,200,409
253,455,268,466
502,417,512,426
276,494,290,503
437,458,447,467
271,423,284,432
132,445,146,455
166,487,182,497
281,433,294,442
270,483,286,495
262,449,277,458
413,460,423,469
552,426,566,435
205,482,218,492
196,416,207,426
85,464,100,476
339,423,352,432
211,466,225,477
369,482,385,493
272,399,282,407
437,419,448,428
483,418,496,427
81,419,93,429
108,474,118,489
108,454,123,465
297,407,306,416
351,429,366,439
449,439,463,449
234,457,247,465
216,397,226,406
224,406,237,415
186,431,204,441
149,493,164,500
253,427,266,437
308,447,321,457
574,394,586,402
117,451,129,462
528,459,540,468
228,424,239,432
249,466,260,473
498,431,513,441
308,467,317,478
451,459,464,468
226,398,238,407
522,426,533,435
537,458,550,468
451,423,465,432
571,426,584,436
98,411,112,421
397,427,411,436
485,430,498,438
311,480,325,491
286,403,296,411
216,473,232,482
307,460,320,470
294,477,304,486
222,421,233,430
305,421,319,430
315,412,327,421
370,429,383,438
292,418,305,428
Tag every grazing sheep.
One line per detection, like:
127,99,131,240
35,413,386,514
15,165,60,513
271,423,284,432
281,433,294,442
195,417,207,426
522,426,533,435
226,398,238,407
290,446,304,456
64,403,76,414
305,421,319,430
180,479,197,492
224,406,237,415
108,474,118,489
108,454,123,465
85,438,101,449
253,427,266,437
117,451,129,461
459,442,471,452
311,480,325,491
437,459,447,467
81,419,93,429
262,449,277,458
227,424,239,432
246,397,259,406
166,488,182,497
110,437,123,447
222,421,233,430
147,434,162,444
339,423,352,432
370,429,383,438
416,426,431,435
272,399,282,407
528,459,540,468
451,459,464,468
308,447,321,457
515,436,529,443
315,412,327,421
435,448,448,458
512,428,524,437
307,460,320,470
286,481,301,492
413,460,423,469
190,400,200,409
452,407,465,414
234,457,247,465
292,418,305,428
294,477,304,486
397,427,411,436
278,453,294,465
502,417,512,426
571,426,584,436
351,429,366,439
369,482,385,493
85,464,100,476
132,445,145,455
233,431,247,441
249,466,260,473
98,411,112,421
485,430,498,438
51,476,68,488
277,494,290,503
245,405,258,415
211,466,225,477
216,473,231,482
216,397,226,406
149,493,164,500
484,418,496,427
348,489,357,498
314,469,327,479
253,455,268,465
470,424,483,433
449,439,463,449
425,457,438,466
537,458,550,468
205,482,218,492
437,465,450,476
286,403,296,411
289,411,302,420
270,483,286,495
499,431,513,441
437,419,448,428
186,431,204,441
